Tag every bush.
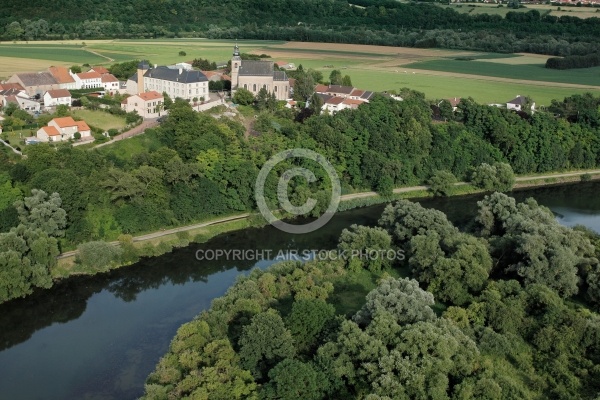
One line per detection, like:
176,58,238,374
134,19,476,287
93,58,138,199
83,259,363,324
581,173,593,182
77,240,123,271
428,170,457,197
471,162,515,192
107,128,119,137
233,88,255,106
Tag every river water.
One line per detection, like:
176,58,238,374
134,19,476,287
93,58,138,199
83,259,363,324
0,182,599,400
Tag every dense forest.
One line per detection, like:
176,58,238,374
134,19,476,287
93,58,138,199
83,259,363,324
140,194,600,399
1,0,600,55
1,90,600,303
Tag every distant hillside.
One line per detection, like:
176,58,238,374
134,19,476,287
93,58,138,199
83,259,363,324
1,0,600,56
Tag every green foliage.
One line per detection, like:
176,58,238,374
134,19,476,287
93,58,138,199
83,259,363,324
286,299,335,353
233,88,254,106
338,224,394,272
262,359,323,400
76,240,123,272
428,170,457,197
238,310,296,379
471,162,515,192
354,277,436,326
14,189,67,237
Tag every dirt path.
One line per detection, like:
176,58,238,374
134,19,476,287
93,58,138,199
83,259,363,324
56,169,600,259
83,47,114,64
92,119,160,149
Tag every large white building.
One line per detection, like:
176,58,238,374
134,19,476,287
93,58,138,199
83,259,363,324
126,62,209,101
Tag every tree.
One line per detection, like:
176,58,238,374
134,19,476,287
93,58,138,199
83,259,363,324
293,71,315,101
329,70,343,85
14,189,67,237
338,224,394,272
179,50,187,56
73,131,81,140
471,162,515,192
354,277,436,326
77,240,123,271
305,92,322,115
238,310,296,378
342,75,352,87
286,298,335,352
261,359,322,400
70,65,82,73
427,170,457,197
409,230,493,305
5,21,24,40
55,104,69,116
233,88,254,106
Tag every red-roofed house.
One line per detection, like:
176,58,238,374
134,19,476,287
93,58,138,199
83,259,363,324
36,126,61,142
71,70,102,89
36,116,92,142
275,61,295,70
48,66,77,89
121,91,164,119
90,66,110,75
101,74,120,94
43,89,72,107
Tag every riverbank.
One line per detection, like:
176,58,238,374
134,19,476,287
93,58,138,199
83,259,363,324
53,168,600,279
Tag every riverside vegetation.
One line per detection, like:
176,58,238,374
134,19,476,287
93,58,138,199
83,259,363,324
1,90,600,303
141,193,600,399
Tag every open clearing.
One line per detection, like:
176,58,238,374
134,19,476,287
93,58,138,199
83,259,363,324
71,110,127,131
1,39,597,105
439,3,600,18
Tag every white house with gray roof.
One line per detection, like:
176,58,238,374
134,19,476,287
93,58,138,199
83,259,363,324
127,62,209,102
231,44,290,101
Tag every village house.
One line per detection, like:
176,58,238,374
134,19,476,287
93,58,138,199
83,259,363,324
7,71,60,96
101,74,120,94
36,116,91,142
316,93,368,114
314,84,374,101
231,44,290,101
71,70,102,89
1,91,40,112
121,91,164,119
90,66,110,75
507,95,535,112
48,66,77,90
43,89,72,108
126,62,209,102
275,61,296,70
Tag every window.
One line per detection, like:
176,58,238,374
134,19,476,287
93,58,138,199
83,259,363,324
244,84,247,89
263,84,266,90
253,84,256,91
274,86,277,92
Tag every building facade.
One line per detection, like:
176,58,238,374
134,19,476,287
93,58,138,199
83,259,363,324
127,62,209,102
231,45,290,101
121,91,164,119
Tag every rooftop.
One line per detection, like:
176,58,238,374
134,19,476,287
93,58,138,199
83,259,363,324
14,72,57,87
77,71,102,80
51,116,79,128
46,89,71,98
48,66,75,84
143,66,208,83
101,74,119,83
41,126,60,136
239,60,274,76
91,66,110,74
136,91,163,101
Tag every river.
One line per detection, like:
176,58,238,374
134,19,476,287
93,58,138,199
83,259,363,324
0,182,599,400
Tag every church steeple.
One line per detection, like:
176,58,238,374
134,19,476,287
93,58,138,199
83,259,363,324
231,41,241,91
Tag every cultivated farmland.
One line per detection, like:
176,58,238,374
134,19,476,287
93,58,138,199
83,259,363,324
1,39,597,106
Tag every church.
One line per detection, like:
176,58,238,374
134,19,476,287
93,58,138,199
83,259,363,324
230,44,290,101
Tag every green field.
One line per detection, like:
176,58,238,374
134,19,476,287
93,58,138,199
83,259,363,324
406,58,600,86
0,45,106,64
71,110,127,131
346,69,594,105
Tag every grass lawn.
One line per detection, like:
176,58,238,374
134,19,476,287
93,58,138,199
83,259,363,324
95,129,162,163
329,268,404,317
405,59,600,86
2,128,37,147
71,109,127,131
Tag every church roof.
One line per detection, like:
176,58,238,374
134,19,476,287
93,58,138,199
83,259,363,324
239,60,274,76
273,71,288,81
